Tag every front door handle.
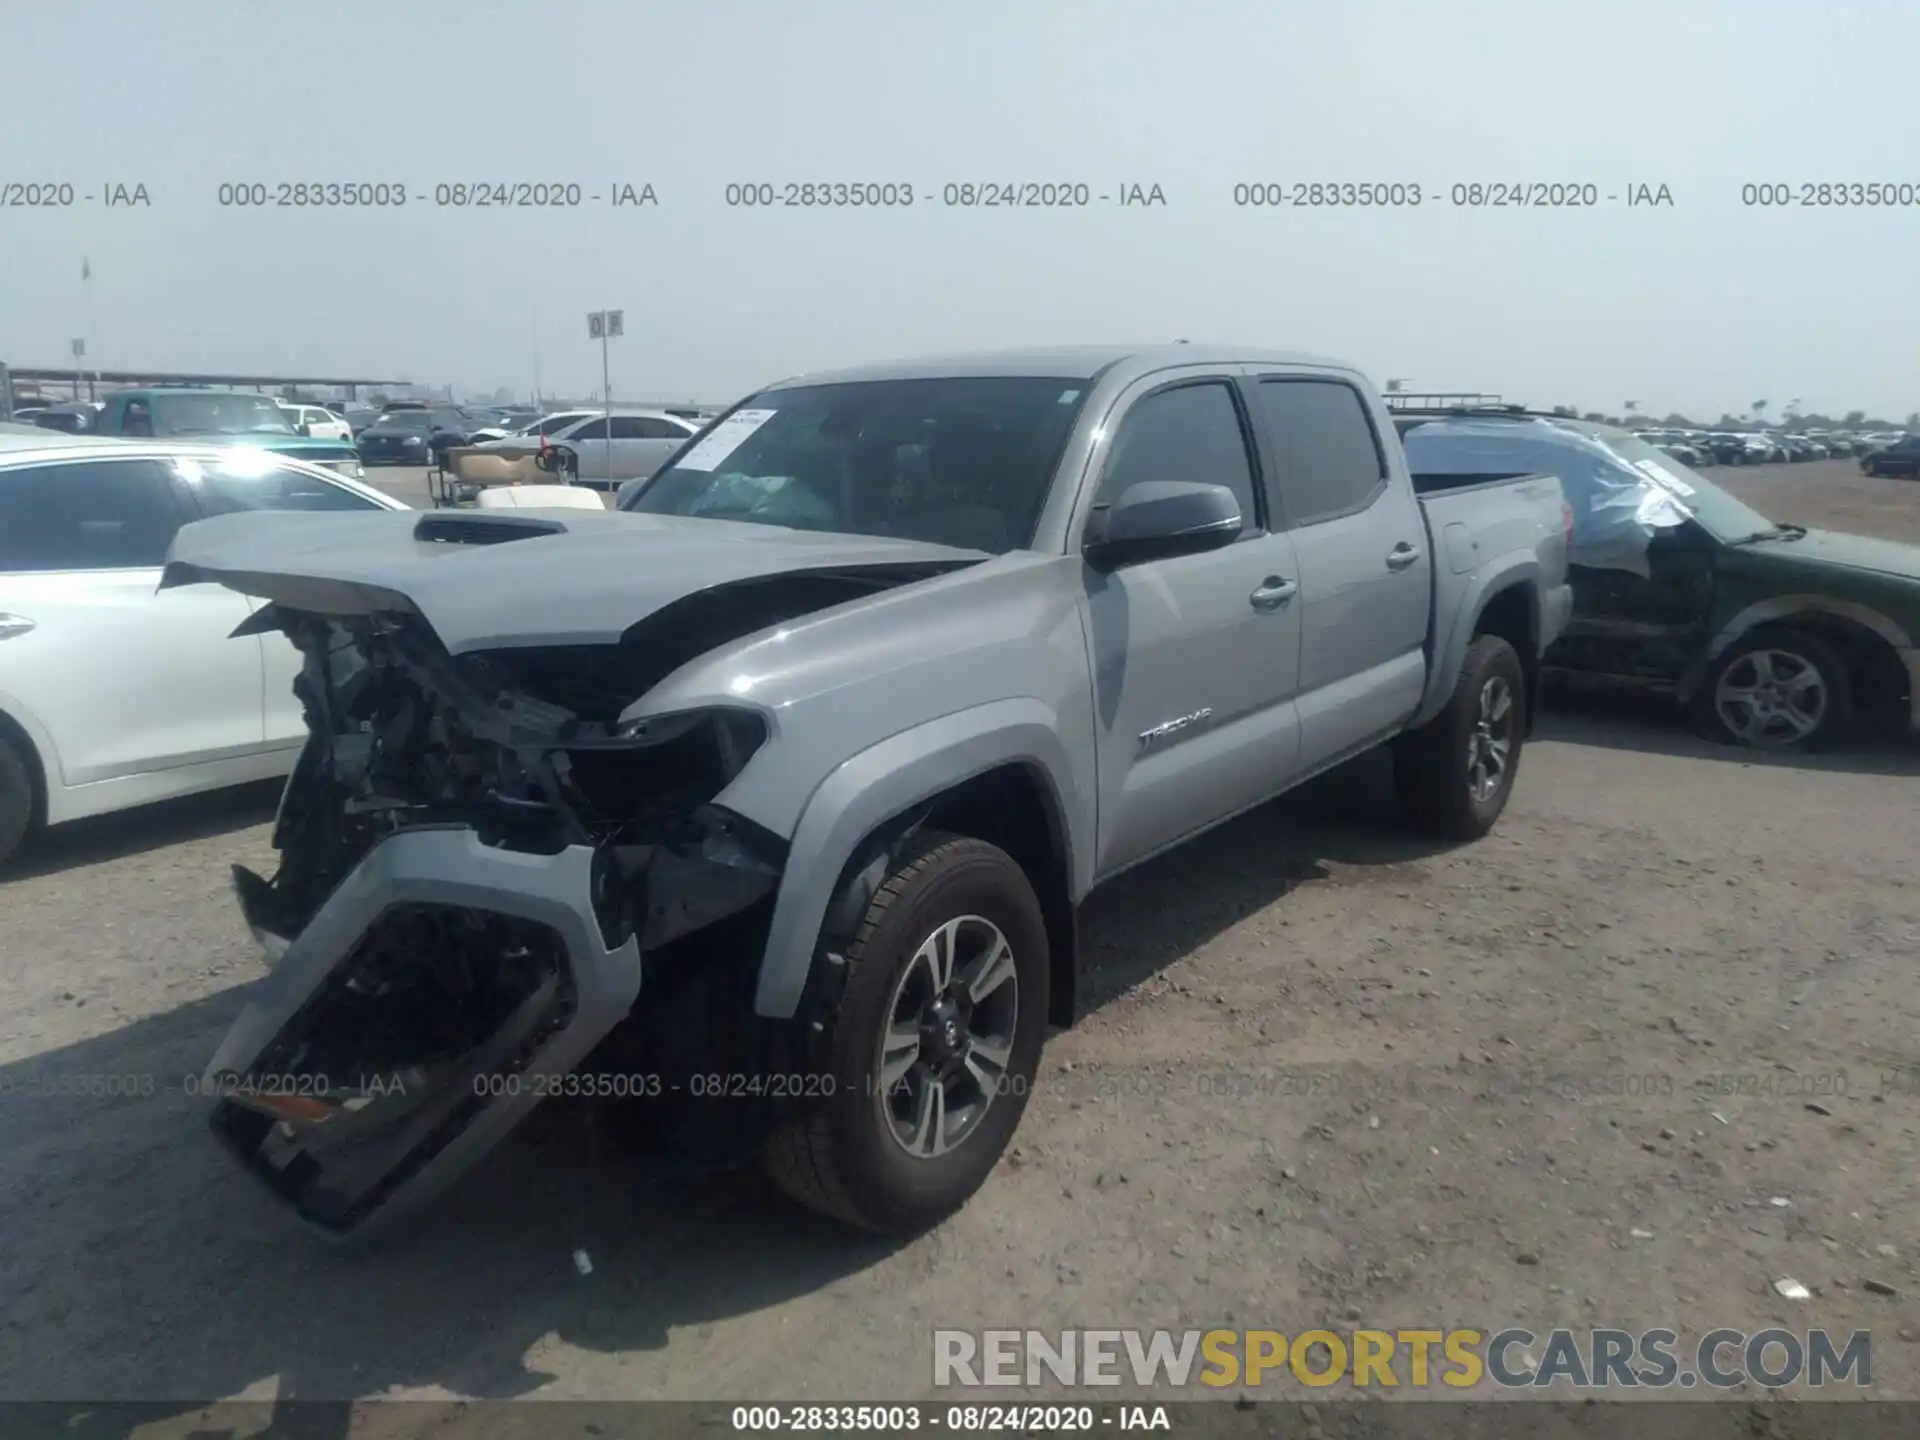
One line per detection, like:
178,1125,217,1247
1386,542,1422,571
1249,576,1298,611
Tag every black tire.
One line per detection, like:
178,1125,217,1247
762,830,1050,1234
0,731,38,870
1394,633,1527,841
1695,625,1854,751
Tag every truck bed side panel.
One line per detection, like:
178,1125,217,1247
1413,475,1570,727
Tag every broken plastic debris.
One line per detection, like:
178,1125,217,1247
1629,1228,1654,1240
1710,1112,1729,1126
1773,1278,1811,1300
572,1249,594,1277
1769,1197,1792,1208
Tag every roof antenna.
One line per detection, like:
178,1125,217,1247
1172,338,1188,345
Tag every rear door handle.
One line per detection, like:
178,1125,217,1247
1386,542,1422,571
1249,576,1298,611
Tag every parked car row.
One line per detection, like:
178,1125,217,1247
342,400,711,489
1860,434,1920,479
1634,426,1914,469
455,406,708,489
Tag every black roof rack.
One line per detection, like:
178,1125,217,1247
1389,404,1569,423
1381,391,1507,411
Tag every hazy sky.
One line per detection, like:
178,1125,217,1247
4,0,1916,418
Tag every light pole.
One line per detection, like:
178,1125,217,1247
587,308,624,483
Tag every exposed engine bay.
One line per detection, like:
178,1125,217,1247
237,606,784,947
210,604,823,1236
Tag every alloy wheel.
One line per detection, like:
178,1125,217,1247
1713,648,1828,747
1466,675,1515,803
875,914,1019,1160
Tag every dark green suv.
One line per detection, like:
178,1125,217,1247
1401,413,1920,750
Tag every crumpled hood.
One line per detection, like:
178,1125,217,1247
160,507,988,653
1787,528,1920,582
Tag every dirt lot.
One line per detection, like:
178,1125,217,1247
1,460,1917,1426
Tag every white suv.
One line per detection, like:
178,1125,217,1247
279,403,354,443
0,432,406,866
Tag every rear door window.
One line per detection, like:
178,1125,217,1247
634,416,691,439
0,458,190,571
1253,379,1388,527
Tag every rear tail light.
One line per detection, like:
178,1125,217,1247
1561,502,1575,543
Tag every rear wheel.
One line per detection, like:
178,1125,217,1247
1395,633,1527,841
762,831,1049,1234
1698,626,1853,750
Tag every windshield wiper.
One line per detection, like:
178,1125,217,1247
1728,523,1807,545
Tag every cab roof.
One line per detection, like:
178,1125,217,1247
759,343,1356,390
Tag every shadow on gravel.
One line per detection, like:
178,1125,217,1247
0,984,911,1428
1074,745,1465,1011
1539,688,1920,778
0,778,281,883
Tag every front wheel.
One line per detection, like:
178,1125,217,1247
1697,626,1853,750
1395,633,1528,841
762,831,1050,1234
0,732,35,869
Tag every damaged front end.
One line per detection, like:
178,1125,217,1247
208,606,790,1240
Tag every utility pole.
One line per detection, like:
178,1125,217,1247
80,255,101,399
587,308,624,483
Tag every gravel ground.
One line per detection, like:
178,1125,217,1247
1,460,1917,1425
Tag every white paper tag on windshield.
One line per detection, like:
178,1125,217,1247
673,408,778,472
1634,458,1696,496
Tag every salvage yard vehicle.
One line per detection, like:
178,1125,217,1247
526,407,705,490
0,432,407,867
164,344,1570,1243
354,405,498,468
1401,411,1920,750
279,402,354,444
1862,435,1920,480
91,388,365,479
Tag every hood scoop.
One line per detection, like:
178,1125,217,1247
413,512,569,546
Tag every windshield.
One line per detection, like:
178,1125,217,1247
375,411,436,431
625,377,1090,554
1586,431,1776,541
151,394,296,437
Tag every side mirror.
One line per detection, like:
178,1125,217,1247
1083,480,1243,571
297,422,311,436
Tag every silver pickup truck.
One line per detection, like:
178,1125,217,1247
163,345,1571,1243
